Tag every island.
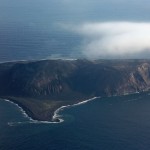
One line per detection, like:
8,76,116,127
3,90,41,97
0,59,150,122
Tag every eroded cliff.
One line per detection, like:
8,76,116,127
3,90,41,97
0,59,150,121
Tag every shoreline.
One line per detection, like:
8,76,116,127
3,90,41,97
52,96,100,122
0,58,78,64
1,91,144,124
2,99,58,124
1,97,100,124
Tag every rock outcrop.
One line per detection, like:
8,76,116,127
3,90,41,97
1,59,150,121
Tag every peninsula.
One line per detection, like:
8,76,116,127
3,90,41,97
0,59,150,121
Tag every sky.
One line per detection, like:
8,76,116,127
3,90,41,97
0,0,150,59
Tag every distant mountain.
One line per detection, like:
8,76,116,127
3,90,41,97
1,59,150,121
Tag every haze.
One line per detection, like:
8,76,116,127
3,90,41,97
0,0,150,60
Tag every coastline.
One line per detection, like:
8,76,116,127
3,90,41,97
2,99,58,124
1,97,100,124
51,91,142,123
52,97,100,122
0,58,77,64
1,91,143,124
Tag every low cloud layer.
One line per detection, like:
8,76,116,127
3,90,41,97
71,22,150,58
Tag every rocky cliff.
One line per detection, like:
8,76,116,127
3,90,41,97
1,59,150,121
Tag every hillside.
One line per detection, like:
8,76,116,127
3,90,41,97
0,59,150,121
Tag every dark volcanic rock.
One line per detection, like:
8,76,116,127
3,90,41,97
1,59,150,121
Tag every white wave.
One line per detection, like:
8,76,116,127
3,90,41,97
0,58,77,64
3,99,33,121
3,99,59,124
52,96,100,122
126,99,139,102
7,122,15,126
2,97,100,125
124,97,141,103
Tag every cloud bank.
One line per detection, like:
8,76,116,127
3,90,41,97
71,22,150,58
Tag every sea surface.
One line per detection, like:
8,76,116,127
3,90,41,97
1,0,150,62
1,93,150,150
1,1,150,149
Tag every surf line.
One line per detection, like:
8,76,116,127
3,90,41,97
52,97,100,122
2,97,100,124
2,99,56,124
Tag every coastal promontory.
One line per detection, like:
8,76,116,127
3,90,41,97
0,59,150,121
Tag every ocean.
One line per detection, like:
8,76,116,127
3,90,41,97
1,0,150,61
1,0,150,149
1,93,150,150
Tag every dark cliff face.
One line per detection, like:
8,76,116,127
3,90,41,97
0,59,150,100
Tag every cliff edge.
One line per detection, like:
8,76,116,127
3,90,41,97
0,59,150,121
